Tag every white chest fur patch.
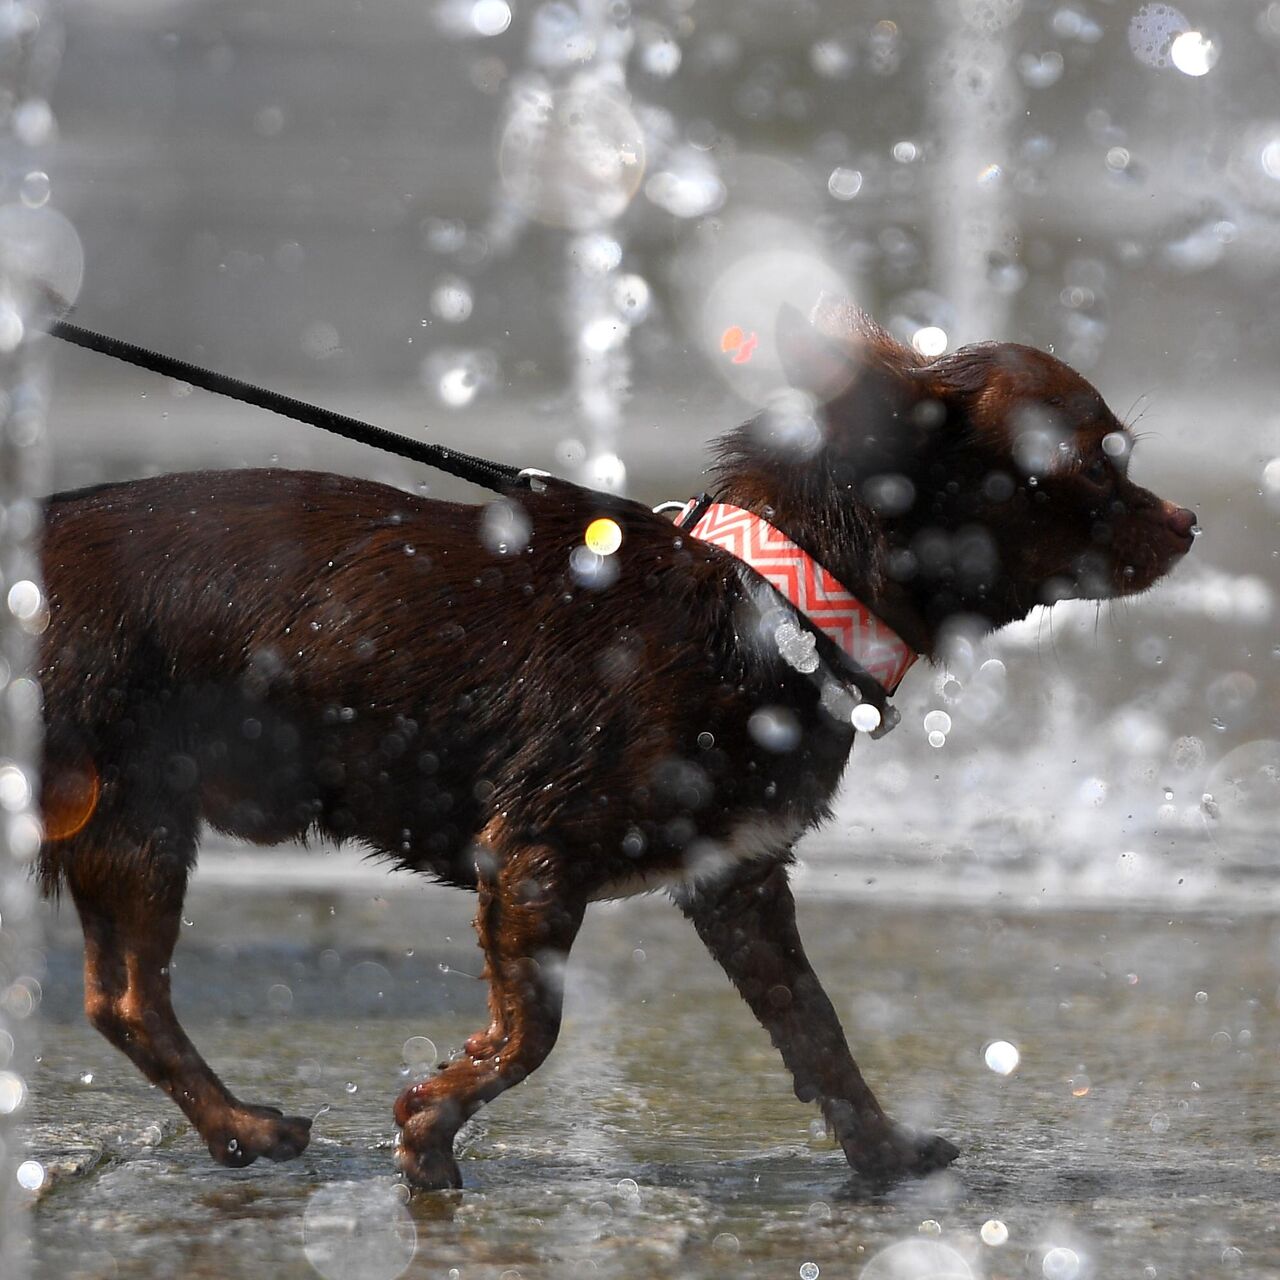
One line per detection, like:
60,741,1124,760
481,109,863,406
590,814,808,902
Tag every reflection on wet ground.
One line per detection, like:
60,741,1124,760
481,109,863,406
26,868,1280,1279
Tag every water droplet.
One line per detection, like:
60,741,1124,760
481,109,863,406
644,151,725,218
639,31,681,78
611,272,651,320
1117,851,1141,878
582,451,626,493
748,706,802,753
1262,137,1280,181
827,166,863,200
16,1159,44,1191
0,764,32,811
438,363,477,406
78,1071,94,1086
344,1081,358,1094
499,83,645,229
912,325,948,357
811,38,853,78
1018,50,1064,88
402,1036,438,1068
918,1219,942,1235
981,1219,1009,1246
773,620,819,674
800,1263,820,1280
580,315,628,353
0,304,25,353
1128,4,1190,70
861,1241,973,1280
1169,29,1216,76
13,98,54,147
303,1182,417,1280
470,0,512,37
569,544,620,590
575,233,622,276
1042,1246,1082,1280
430,276,473,323
923,710,953,735
983,1040,1019,1074
267,983,293,1014
757,388,823,458
584,517,623,556
19,171,49,209
479,498,531,556
851,704,882,733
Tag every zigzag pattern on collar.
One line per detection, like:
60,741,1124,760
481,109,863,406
678,499,917,693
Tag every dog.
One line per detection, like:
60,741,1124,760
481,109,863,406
37,300,1194,1189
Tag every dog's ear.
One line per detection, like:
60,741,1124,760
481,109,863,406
778,297,924,404
779,300,936,479
775,301,858,400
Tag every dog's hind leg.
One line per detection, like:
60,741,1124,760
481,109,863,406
65,839,312,1168
394,837,586,1189
678,859,959,1182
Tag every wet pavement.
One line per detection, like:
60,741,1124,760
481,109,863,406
23,850,1280,1280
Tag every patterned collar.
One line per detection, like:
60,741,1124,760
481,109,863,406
676,497,917,696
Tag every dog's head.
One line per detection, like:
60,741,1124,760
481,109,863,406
711,300,1195,656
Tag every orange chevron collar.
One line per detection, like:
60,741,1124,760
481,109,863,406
678,499,917,692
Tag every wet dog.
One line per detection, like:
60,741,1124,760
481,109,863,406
37,301,1194,1188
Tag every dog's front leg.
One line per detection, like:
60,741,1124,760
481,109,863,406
678,859,959,1182
394,838,585,1190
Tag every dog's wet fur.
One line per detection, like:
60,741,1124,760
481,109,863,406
37,303,1194,1188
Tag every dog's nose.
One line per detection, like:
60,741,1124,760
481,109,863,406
1166,505,1197,540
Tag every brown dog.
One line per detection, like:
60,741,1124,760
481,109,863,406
37,302,1194,1188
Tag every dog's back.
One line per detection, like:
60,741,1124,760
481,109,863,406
39,468,838,899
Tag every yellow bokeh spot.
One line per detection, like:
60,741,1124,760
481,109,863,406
584,517,623,556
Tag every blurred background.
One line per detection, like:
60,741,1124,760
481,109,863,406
43,0,1280,896
10,3,1280,1277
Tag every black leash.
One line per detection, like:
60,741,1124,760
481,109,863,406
49,318,525,494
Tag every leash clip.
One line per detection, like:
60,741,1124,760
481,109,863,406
515,467,552,494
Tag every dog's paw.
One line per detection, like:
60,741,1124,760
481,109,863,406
843,1125,960,1183
904,1131,961,1172
396,1113,463,1191
207,1105,313,1167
